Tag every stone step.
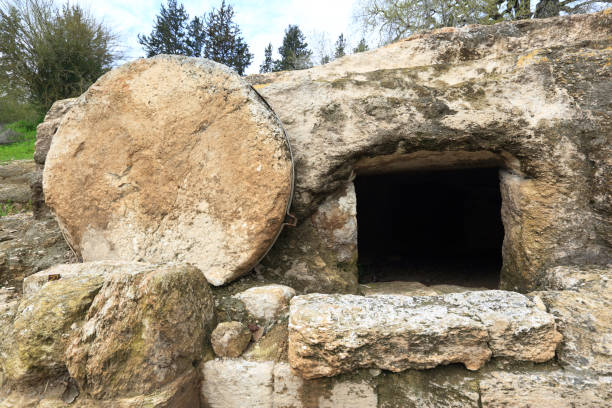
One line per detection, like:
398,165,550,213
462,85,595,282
288,290,562,379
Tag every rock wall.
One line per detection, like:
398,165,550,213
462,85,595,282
248,10,612,293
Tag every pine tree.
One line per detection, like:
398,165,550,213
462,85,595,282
259,43,274,73
321,55,331,65
276,25,312,71
186,16,206,57
203,1,253,75
334,34,347,59
353,38,369,53
138,0,192,57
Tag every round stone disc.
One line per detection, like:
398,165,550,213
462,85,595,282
43,55,293,286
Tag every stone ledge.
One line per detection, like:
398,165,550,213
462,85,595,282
288,291,562,378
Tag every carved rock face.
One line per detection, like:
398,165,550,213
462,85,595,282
43,55,293,286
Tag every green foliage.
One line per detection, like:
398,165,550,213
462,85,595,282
139,0,252,75
0,0,120,112
530,0,610,18
354,0,612,43
138,0,203,57
354,0,500,42
353,38,370,53
186,15,206,57
0,119,39,162
275,25,313,71
334,33,347,59
0,94,39,124
259,43,274,73
0,200,32,216
203,1,252,75
0,202,16,216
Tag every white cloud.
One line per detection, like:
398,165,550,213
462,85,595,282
75,0,361,74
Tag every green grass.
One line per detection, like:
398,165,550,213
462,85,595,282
0,119,39,162
0,201,32,217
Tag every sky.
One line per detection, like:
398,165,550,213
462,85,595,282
75,0,362,74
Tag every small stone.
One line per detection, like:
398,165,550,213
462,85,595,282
234,284,296,323
211,322,252,358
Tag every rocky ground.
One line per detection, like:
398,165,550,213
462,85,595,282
0,212,74,290
0,160,35,207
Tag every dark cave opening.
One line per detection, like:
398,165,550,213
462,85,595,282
355,167,504,289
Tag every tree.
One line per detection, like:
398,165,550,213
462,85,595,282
260,43,274,73
309,29,333,66
0,0,120,112
532,0,611,18
354,0,499,43
354,0,612,43
353,38,370,53
334,33,347,59
138,0,193,57
186,15,206,57
276,25,313,71
203,1,252,75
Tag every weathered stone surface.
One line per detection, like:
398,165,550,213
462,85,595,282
430,284,488,294
540,264,611,292
243,322,288,362
360,282,489,296
0,213,73,290
288,291,561,378
234,284,296,322
377,365,480,408
0,160,35,204
0,271,104,383
0,368,199,408
30,98,77,219
211,321,252,358
0,287,20,387
533,265,612,375
538,289,612,375
44,55,293,286
22,261,132,296
201,359,275,408
249,10,612,292
480,371,612,408
273,362,377,408
258,183,359,294
65,262,215,399
201,359,378,408
360,281,439,296
0,373,78,408
34,99,76,166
